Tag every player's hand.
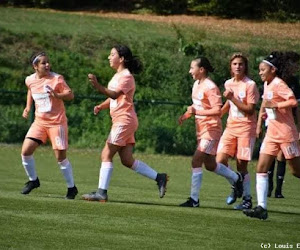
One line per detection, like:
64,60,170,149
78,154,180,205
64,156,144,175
261,112,267,120
22,108,30,119
44,85,57,98
94,105,101,115
223,89,234,100
187,106,196,115
88,74,99,88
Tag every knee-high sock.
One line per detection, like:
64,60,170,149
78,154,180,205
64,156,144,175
268,159,275,189
98,162,113,190
190,168,203,202
21,154,37,181
131,160,157,180
256,173,268,209
214,163,238,185
276,160,286,193
58,158,75,188
243,173,251,197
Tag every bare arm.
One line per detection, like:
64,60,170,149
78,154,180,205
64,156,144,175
88,74,123,99
94,98,110,115
45,85,74,101
221,101,230,117
188,105,221,116
22,89,33,119
256,100,266,138
223,89,256,115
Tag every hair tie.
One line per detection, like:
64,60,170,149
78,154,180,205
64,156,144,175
262,59,277,69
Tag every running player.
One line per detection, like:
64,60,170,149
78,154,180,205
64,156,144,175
178,57,243,207
244,51,300,220
216,53,260,210
82,45,168,202
21,51,78,199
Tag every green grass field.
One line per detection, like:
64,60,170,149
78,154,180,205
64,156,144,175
1,144,300,249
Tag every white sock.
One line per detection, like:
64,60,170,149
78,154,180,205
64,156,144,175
21,155,37,181
256,173,268,209
98,162,113,190
190,168,203,202
243,173,251,197
58,158,75,188
215,163,238,185
131,160,157,180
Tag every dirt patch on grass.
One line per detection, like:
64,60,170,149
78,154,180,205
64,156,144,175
79,11,300,40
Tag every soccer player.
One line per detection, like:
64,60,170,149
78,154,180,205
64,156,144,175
178,57,243,207
82,45,168,202
244,51,300,220
21,51,78,199
263,52,300,198
216,53,260,210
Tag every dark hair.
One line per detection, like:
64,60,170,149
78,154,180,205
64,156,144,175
30,51,47,65
113,45,143,74
193,57,214,72
229,52,249,76
264,51,300,82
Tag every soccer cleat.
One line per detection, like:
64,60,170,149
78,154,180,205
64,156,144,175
226,191,236,205
82,190,108,202
179,197,199,207
243,205,268,220
275,190,284,198
226,172,243,205
21,177,40,194
66,185,78,199
156,173,169,198
234,196,252,210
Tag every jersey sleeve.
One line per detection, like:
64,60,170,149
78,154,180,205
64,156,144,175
278,82,295,100
116,75,133,94
246,82,260,104
56,75,71,93
207,87,222,107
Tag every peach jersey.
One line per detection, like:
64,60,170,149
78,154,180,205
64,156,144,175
224,76,259,137
108,69,137,124
263,77,298,143
192,78,222,139
25,72,70,126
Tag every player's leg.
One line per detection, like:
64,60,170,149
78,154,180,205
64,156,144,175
20,123,46,195
275,151,286,198
119,144,168,198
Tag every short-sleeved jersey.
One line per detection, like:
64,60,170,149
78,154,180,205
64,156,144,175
224,76,259,137
25,72,70,126
263,76,298,143
108,69,137,125
192,78,223,140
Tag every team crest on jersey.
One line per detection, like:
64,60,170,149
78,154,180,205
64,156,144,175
198,92,204,100
267,91,273,100
238,91,246,99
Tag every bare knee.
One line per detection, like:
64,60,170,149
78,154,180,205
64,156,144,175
121,157,134,168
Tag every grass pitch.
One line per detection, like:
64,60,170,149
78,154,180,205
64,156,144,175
0,144,299,250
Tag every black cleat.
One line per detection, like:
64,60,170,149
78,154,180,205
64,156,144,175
243,205,268,220
21,177,40,194
66,186,78,199
179,197,199,207
156,173,169,198
275,190,284,198
234,196,252,210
